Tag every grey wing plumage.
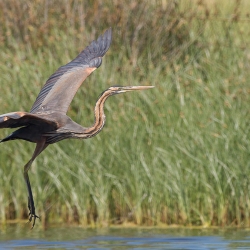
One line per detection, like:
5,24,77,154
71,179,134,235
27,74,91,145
30,28,112,114
0,112,58,129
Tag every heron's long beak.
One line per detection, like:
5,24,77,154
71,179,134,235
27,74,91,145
121,86,154,92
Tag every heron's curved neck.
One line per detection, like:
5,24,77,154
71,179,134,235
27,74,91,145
81,90,112,138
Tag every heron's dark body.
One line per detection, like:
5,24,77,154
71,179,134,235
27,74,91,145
2,112,86,144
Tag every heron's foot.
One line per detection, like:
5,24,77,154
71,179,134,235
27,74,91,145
27,212,40,229
27,197,40,229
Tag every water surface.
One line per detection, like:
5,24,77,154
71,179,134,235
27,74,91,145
1,225,250,249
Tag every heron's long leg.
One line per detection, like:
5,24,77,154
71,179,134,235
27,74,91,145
23,159,39,228
23,138,48,228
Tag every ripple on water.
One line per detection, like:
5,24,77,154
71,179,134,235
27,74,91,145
1,227,250,249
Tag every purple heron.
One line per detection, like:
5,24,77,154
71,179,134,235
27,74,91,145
0,28,153,228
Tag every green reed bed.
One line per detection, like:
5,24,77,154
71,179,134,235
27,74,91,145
0,0,250,227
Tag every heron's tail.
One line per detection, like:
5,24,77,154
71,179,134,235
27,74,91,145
0,133,16,143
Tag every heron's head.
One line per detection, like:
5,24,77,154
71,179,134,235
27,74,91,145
107,85,154,95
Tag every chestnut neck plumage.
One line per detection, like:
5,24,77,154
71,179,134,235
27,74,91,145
79,89,114,139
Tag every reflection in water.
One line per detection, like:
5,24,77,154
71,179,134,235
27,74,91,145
0,226,250,249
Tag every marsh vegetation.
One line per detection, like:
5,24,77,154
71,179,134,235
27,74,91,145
0,0,249,228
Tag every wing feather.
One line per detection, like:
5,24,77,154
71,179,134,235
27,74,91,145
0,112,57,129
30,28,112,114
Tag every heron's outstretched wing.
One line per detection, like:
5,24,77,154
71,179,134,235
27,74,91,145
0,112,57,129
30,28,112,114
